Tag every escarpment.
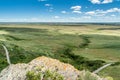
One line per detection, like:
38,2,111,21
0,56,112,80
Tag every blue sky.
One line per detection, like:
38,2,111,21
0,0,120,22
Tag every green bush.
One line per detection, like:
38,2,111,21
26,68,64,80
56,45,105,71
26,71,42,80
111,62,120,66
78,71,98,80
44,70,64,80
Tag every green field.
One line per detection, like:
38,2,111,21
0,24,120,80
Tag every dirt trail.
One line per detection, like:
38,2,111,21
93,63,113,74
2,44,11,65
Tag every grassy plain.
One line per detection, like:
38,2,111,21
0,23,120,80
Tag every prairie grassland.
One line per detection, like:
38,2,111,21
1,24,120,36
0,24,120,80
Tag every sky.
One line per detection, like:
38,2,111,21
0,0,120,22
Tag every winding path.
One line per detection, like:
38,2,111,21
2,44,11,65
93,63,113,74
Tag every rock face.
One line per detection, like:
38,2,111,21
0,56,109,80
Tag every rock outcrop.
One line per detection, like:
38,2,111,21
0,56,110,80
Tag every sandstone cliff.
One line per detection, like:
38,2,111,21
0,56,111,80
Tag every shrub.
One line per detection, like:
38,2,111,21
44,70,64,80
26,71,42,80
81,71,98,80
26,68,64,80
56,45,105,71
77,71,113,80
111,62,120,66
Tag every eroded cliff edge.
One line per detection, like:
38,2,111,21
0,56,111,80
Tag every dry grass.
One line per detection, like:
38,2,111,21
0,24,120,36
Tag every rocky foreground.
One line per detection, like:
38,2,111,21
0,56,112,80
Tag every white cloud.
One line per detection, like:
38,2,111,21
102,0,113,4
61,11,67,14
86,8,120,16
106,8,120,13
54,16,60,19
89,0,113,4
89,0,101,4
71,6,81,11
71,6,82,14
72,11,81,14
85,10,105,16
86,11,96,15
45,4,52,7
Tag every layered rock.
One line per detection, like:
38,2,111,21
0,56,110,80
